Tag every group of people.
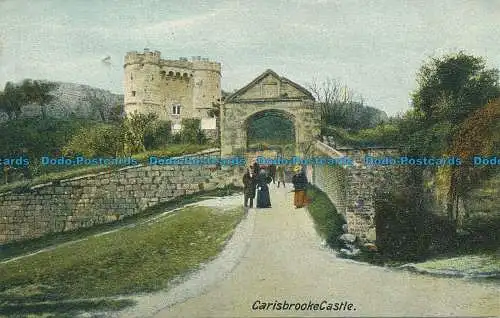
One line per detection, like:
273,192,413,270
242,162,309,209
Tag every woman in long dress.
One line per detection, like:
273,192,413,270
256,168,272,208
292,165,308,208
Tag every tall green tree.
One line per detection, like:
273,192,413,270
410,52,500,229
412,51,500,126
124,111,158,153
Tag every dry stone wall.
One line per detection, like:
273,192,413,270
0,149,243,245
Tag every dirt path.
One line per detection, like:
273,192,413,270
120,184,499,318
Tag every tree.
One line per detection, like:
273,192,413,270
123,111,158,153
410,52,500,229
306,77,385,132
447,98,500,226
180,118,206,144
109,103,124,122
0,82,23,119
412,51,500,125
307,77,350,129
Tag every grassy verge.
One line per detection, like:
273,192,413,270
0,204,245,316
414,253,500,273
0,143,213,194
0,185,242,262
305,185,345,249
400,253,500,280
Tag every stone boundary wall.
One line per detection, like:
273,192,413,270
312,141,404,242
0,148,244,245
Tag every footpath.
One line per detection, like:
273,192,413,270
119,184,500,318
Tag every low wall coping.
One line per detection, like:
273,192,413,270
0,148,221,194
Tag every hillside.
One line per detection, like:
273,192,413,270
321,101,389,131
0,81,124,122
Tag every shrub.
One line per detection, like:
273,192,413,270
63,123,125,157
179,118,207,144
144,120,171,150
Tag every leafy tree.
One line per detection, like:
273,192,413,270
180,118,206,144
144,120,172,149
412,51,500,125
109,103,124,122
123,111,158,153
446,98,500,225
63,123,125,157
0,82,24,119
409,52,500,229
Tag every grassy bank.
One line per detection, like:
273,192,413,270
0,204,245,316
0,185,241,262
305,185,345,249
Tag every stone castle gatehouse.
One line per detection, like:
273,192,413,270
123,49,220,133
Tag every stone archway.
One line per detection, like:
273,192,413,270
220,69,320,157
244,108,297,151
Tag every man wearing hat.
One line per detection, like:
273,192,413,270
292,165,308,208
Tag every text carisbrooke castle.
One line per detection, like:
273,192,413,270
123,48,221,131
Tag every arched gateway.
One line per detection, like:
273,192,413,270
220,69,321,157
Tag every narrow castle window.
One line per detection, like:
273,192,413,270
130,73,133,80
131,91,136,96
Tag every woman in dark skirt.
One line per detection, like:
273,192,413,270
256,168,272,208
243,168,256,208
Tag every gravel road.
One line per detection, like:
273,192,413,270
119,185,500,318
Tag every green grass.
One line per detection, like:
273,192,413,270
0,185,242,262
0,204,245,316
415,254,500,274
305,185,346,249
0,143,212,194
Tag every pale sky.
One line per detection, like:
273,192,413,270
1,0,499,116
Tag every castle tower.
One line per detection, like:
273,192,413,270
123,49,221,133
124,49,164,118
191,56,222,118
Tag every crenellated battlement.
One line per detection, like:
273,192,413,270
124,49,220,73
124,48,161,66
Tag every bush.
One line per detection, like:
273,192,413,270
63,123,124,157
0,118,94,158
179,118,207,144
123,112,158,153
144,120,171,150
